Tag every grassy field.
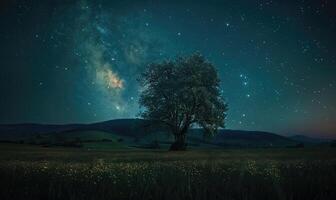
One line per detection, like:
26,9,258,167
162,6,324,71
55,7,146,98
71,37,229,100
0,144,336,200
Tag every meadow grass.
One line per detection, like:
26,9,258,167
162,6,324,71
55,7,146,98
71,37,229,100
0,144,335,200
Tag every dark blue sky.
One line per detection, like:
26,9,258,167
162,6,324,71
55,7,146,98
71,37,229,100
0,0,335,138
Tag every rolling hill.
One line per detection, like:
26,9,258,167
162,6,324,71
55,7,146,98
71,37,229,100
0,119,299,149
289,135,332,146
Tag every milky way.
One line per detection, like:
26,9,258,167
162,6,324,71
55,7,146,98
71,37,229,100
0,0,335,138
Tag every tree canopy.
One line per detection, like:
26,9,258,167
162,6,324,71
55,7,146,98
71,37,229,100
138,53,228,150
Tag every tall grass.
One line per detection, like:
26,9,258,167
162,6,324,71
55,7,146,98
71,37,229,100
0,158,335,200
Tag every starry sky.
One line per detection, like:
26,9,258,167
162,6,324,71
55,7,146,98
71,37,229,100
0,0,335,138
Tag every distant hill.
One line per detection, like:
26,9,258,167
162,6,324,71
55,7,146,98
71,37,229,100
0,119,157,137
289,135,331,145
188,129,297,148
0,119,299,149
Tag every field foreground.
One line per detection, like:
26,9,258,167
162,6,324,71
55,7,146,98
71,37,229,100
0,144,336,200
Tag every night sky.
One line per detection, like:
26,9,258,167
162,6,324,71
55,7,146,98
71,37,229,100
0,0,335,138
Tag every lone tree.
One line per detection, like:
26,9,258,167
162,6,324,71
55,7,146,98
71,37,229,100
138,53,228,150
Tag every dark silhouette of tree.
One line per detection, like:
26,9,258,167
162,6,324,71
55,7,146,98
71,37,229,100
138,53,228,150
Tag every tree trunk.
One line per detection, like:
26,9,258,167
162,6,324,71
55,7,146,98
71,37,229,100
169,134,187,151
169,125,189,151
